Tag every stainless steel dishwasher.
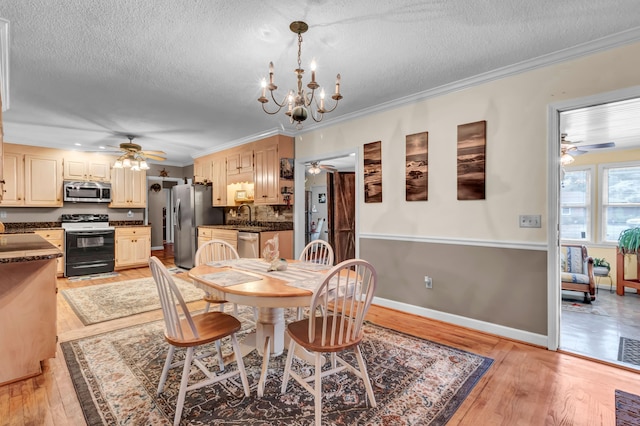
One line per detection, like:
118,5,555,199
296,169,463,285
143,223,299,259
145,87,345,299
237,231,260,258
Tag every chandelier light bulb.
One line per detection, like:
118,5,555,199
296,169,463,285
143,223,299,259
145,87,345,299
122,157,131,168
113,159,123,169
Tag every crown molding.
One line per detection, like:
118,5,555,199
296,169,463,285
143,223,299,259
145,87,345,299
298,27,640,135
190,126,296,159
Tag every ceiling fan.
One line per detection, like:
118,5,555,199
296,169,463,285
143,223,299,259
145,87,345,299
109,135,167,161
561,133,615,157
306,161,337,174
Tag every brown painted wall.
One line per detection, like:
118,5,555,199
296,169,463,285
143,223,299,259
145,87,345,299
360,238,548,335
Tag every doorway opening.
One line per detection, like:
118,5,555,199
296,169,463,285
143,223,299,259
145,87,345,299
146,176,182,250
296,152,357,261
550,86,640,370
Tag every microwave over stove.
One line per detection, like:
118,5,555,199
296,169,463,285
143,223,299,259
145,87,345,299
63,181,112,203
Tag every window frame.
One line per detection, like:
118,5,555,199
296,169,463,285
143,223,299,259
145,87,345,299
560,165,595,243
599,160,640,245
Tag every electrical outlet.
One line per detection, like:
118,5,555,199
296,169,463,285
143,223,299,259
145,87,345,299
424,276,433,289
127,210,134,218
519,215,541,228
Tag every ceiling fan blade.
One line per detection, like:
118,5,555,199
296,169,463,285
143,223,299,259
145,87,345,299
140,149,166,155
143,153,166,161
578,142,616,150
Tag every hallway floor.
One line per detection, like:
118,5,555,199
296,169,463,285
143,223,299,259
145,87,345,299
561,286,640,370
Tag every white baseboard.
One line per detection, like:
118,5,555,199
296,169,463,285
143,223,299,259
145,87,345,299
372,296,548,347
151,246,164,251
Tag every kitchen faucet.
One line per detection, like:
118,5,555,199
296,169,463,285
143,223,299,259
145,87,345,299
238,203,252,223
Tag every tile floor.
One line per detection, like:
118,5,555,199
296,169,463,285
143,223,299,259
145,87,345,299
561,286,640,369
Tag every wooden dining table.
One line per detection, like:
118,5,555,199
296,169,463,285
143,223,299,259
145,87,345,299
188,258,329,396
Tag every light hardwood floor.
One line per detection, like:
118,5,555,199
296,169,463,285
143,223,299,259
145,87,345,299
2,248,639,425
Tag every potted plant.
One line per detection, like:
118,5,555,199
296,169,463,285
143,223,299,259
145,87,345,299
616,227,640,295
618,227,640,255
593,257,611,271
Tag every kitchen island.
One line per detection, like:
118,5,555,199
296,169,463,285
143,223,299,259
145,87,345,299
0,233,62,385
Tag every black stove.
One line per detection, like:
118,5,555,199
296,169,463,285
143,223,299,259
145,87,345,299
62,214,115,277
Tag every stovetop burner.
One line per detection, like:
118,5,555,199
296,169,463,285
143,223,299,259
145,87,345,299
61,214,109,223
61,214,113,231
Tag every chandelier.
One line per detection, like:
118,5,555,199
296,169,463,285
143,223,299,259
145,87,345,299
258,21,342,129
113,153,150,171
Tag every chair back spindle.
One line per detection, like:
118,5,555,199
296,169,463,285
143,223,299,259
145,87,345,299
309,259,376,346
149,256,199,341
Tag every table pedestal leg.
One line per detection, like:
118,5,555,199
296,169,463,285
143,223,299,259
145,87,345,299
256,307,285,356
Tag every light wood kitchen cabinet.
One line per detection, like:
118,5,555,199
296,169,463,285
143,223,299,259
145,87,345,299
0,145,63,207
193,157,212,184
211,155,227,206
227,149,253,175
0,92,4,203
110,168,147,208
63,154,111,182
198,227,238,251
24,154,63,206
33,229,65,276
254,140,280,205
115,226,151,269
0,151,24,205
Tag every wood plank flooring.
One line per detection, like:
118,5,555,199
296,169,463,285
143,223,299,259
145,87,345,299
2,247,639,425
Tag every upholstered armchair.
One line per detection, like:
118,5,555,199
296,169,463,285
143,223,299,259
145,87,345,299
561,244,596,303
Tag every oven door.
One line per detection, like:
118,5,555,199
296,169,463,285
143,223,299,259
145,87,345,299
65,229,115,276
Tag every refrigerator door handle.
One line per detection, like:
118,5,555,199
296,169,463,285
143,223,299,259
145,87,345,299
175,198,181,231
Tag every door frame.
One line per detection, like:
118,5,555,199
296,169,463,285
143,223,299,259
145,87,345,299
546,85,640,350
294,148,359,259
146,176,183,248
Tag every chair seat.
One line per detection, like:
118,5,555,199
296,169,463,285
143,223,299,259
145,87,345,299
165,312,242,348
561,272,591,285
287,317,363,352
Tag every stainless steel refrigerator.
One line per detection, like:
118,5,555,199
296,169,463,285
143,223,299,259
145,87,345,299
173,184,224,269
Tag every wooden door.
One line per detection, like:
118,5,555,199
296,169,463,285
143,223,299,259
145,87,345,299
328,172,355,264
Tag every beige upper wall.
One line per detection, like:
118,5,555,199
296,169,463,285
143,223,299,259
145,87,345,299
295,42,640,243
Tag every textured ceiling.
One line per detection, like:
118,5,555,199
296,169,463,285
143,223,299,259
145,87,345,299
1,0,640,166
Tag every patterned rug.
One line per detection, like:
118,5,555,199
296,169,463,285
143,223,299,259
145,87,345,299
61,276,205,325
615,389,640,425
61,308,493,425
68,271,120,282
618,337,640,366
561,300,609,316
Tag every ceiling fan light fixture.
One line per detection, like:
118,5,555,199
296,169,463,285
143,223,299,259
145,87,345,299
258,21,342,130
113,158,123,169
139,159,150,170
561,152,575,166
122,157,131,168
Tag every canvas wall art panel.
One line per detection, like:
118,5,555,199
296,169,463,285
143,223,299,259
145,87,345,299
364,141,382,203
457,121,486,200
406,131,428,201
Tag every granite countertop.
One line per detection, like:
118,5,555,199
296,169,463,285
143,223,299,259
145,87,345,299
0,234,64,264
200,222,293,233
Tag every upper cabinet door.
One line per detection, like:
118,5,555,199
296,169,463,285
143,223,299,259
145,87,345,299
63,155,111,182
24,154,63,206
0,152,24,205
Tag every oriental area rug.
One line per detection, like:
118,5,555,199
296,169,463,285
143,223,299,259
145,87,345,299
615,389,640,426
61,311,493,425
61,276,205,325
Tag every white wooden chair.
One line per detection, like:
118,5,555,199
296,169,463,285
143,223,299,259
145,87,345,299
195,239,257,370
149,256,250,426
299,239,334,266
296,239,335,319
280,259,378,426
195,239,240,314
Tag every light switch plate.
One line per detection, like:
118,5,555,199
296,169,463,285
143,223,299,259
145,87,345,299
519,215,541,228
